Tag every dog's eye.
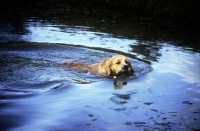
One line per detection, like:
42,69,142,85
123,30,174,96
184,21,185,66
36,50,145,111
125,59,129,64
116,61,121,64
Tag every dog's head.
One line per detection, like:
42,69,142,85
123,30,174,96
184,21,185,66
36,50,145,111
106,55,134,77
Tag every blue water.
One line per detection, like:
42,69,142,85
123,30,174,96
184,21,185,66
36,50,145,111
0,3,200,131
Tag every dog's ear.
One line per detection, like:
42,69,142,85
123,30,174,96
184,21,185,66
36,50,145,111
125,59,134,74
100,58,112,76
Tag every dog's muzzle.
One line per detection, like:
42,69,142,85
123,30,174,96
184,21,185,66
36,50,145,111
117,65,134,77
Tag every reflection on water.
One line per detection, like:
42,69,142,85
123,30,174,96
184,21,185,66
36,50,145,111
0,2,200,131
130,42,162,61
1,2,199,56
156,46,200,85
23,23,135,53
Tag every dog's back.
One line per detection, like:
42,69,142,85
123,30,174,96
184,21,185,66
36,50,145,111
60,62,89,72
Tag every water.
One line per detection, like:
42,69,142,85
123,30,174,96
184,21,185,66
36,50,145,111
0,3,200,131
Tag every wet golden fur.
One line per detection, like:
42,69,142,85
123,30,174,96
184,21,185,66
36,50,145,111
60,55,134,78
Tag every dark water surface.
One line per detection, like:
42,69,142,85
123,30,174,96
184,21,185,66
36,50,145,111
0,3,200,131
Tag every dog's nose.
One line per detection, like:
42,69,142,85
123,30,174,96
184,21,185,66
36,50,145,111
124,65,129,70
124,64,134,74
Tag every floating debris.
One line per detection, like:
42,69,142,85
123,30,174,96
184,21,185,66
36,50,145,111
133,122,146,124
125,121,132,125
88,114,93,117
182,101,193,105
144,102,153,105
150,109,158,112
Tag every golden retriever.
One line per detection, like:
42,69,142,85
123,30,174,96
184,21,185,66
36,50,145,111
60,55,134,78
